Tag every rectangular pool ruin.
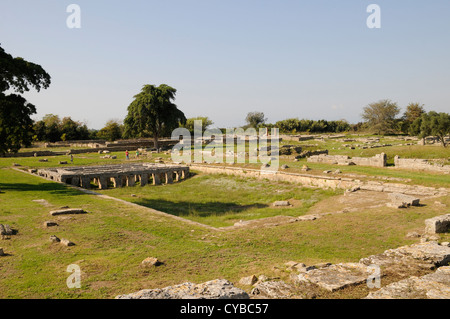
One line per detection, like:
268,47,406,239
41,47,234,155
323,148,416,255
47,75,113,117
32,163,190,189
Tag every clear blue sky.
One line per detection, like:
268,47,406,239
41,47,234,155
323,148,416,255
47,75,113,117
1,0,449,129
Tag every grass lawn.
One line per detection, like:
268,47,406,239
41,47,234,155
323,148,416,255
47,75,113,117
0,138,449,299
97,172,338,228
0,167,449,299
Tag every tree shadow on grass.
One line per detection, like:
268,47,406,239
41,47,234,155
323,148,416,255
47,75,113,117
0,181,86,196
133,198,268,218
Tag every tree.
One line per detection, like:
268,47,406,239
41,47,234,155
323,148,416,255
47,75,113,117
361,99,400,135
60,117,90,141
245,111,266,129
275,118,301,133
35,114,61,142
0,45,51,153
401,103,425,133
182,116,213,134
412,111,450,147
123,84,186,149
404,103,425,123
97,119,123,141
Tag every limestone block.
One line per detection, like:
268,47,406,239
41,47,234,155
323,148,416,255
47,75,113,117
115,279,249,299
44,221,58,227
141,257,162,267
239,275,258,286
425,214,450,234
250,281,298,299
273,201,290,207
387,193,420,208
60,238,75,246
294,263,372,292
0,224,13,236
49,208,86,216
365,266,450,299
360,242,450,269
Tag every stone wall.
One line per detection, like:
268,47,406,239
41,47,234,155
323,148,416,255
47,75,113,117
394,156,450,173
190,164,355,190
307,153,387,168
190,164,447,196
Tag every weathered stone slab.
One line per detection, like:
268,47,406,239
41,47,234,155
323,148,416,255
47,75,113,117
387,193,420,208
383,242,450,267
360,242,450,273
365,266,450,299
141,257,162,267
294,263,372,292
49,208,87,216
60,238,75,246
0,224,13,236
273,201,290,207
239,275,258,286
295,215,319,221
250,281,299,299
43,221,58,228
115,279,249,299
425,214,450,234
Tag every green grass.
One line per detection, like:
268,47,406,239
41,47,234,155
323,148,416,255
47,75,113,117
0,167,449,299
98,172,338,227
0,137,449,299
0,151,171,169
282,159,450,188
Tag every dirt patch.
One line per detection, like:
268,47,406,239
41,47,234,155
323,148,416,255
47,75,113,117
307,190,391,215
32,199,54,207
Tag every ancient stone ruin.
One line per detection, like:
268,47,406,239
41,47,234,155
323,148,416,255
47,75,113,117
425,214,450,234
115,279,249,299
394,156,450,173
32,163,189,189
307,153,387,168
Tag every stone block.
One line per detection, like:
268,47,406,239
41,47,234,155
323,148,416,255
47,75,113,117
425,214,450,234
294,263,373,292
115,279,249,299
49,208,86,216
44,221,58,227
239,275,258,286
250,281,298,299
387,193,420,208
60,238,75,246
141,257,162,267
365,266,450,299
273,201,290,207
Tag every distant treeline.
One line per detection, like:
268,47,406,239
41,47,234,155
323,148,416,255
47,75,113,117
265,119,352,134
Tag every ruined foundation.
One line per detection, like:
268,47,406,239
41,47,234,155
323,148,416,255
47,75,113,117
307,153,387,168
33,163,189,189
